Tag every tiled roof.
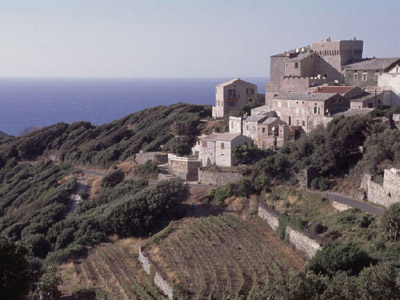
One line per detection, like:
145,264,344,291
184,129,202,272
343,58,400,71
261,117,278,125
274,92,338,101
314,86,358,95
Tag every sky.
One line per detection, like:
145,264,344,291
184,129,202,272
0,0,399,78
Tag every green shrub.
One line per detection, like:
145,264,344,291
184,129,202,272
381,203,400,241
134,160,159,178
308,241,373,277
101,169,125,187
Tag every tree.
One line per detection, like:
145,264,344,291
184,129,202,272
308,241,372,277
381,203,400,241
32,266,62,300
0,236,32,300
357,262,400,300
101,169,125,187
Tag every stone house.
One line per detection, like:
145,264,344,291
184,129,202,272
349,91,384,109
270,92,349,133
266,37,364,108
212,78,257,118
195,133,252,167
378,63,400,107
343,57,400,88
256,117,289,149
229,112,278,140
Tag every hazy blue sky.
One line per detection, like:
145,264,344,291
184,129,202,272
1,0,399,78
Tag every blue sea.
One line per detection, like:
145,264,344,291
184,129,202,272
0,77,267,136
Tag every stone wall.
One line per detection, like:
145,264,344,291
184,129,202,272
286,226,321,258
154,272,174,300
138,247,174,299
198,167,243,186
167,154,201,181
362,169,400,207
258,202,322,259
257,202,279,230
133,152,168,165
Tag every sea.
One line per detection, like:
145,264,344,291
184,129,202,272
0,77,267,136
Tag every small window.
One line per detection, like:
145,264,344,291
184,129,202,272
221,143,224,149
313,107,317,114
339,98,341,103
228,89,236,98
362,73,368,81
278,101,282,108
354,73,358,81
302,120,305,126
262,128,265,133
202,141,207,148
294,62,299,69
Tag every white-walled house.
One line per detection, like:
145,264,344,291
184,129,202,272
195,133,252,167
378,63,400,107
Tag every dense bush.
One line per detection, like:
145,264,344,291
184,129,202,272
213,177,258,205
381,203,400,242
101,169,125,187
232,144,270,165
0,236,32,300
255,262,400,300
308,241,373,277
134,160,159,178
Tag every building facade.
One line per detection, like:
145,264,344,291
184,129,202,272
256,118,289,149
195,133,253,167
212,78,257,118
343,58,400,88
378,63,400,107
270,93,349,133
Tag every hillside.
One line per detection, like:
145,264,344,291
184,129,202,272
0,102,211,168
0,130,8,139
142,215,305,300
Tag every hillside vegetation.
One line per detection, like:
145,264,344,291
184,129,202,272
143,215,305,300
0,103,211,168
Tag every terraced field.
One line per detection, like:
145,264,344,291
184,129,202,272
59,238,168,300
145,215,306,300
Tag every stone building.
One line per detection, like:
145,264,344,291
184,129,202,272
343,57,400,88
266,37,364,108
229,111,278,141
212,78,257,118
256,117,289,149
362,168,400,207
311,85,364,100
270,92,349,133
349,91,384,109
195,133,252,167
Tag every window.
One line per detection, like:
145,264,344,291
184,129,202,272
374,73,379,81
302,120,305,126
313,107,317,114
262,128,265,133
228,101,236,107
294,62,299,69
318,107,320,114
202,141,207,148
362,73,368,81
228,89,236,98
278,101,282,108
246,125,249,131
354,73,358,81
221,143,224,149
339,98,341,103
246,88,254,94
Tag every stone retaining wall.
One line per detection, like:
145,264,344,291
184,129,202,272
154,272,174,299
286,226,321,258
138,247,174,299
258,203,322,259
198,168,243,186
167,154,201,181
